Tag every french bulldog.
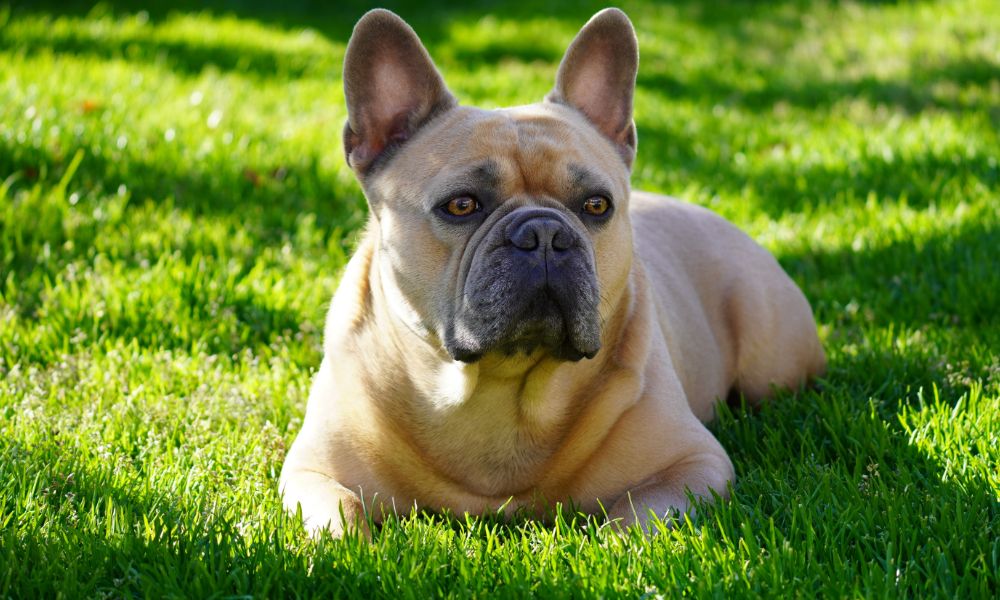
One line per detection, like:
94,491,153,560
279,8,826,537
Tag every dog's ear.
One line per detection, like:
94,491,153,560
546,8,638,167
342,9,456,175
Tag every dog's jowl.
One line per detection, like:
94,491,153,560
280,8,826,537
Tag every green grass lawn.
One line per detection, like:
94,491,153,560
1,0,998,596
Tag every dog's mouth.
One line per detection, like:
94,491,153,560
446,289,601,363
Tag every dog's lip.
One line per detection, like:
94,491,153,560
446,347,598,364
558,344,600,361
448,345,483,363
445,328,601,364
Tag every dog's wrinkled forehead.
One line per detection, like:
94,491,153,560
369,103,629,208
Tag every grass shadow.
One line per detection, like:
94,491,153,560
781,217,1000,335
0,134,366,236
638,55,1000,117
638,119,999,217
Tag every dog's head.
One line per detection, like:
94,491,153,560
342,9,638,363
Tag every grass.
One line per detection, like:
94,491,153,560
0,0,998,596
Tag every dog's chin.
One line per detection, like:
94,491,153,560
445,319,602,364
446,342,599,364
449,342,598,365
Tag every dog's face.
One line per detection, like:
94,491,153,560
341,9,639,363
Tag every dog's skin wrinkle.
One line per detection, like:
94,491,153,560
429,160,502,213
280,8,825,536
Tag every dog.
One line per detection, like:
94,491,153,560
279,8,825,537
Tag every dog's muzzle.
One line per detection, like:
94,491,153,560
446,207,602,362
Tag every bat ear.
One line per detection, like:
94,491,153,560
342,9,456,175
546,8,638,167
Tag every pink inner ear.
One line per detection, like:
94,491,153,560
372,60,416,131
565,52,625,143
351,59,418,168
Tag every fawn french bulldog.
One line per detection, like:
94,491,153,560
280,8,825,537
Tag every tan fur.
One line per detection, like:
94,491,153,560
280,9,825,536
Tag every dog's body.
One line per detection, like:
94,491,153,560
280,9,825,536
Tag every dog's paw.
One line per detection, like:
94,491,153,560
280,471,371,540
606,496,682,536
302,493,371,540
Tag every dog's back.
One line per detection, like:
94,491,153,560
631,191,826,421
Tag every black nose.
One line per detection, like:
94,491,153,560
509,217,574,252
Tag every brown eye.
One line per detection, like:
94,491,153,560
582,196,610,216
443,196,480,217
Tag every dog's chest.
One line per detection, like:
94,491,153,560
417,381,569,495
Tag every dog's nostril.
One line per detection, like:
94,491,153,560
509,217,572,252
510,222,540,250
551,229,572,251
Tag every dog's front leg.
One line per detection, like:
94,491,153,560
607,450,734,532
279,469,369,539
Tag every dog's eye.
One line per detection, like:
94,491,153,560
582,195,611,216
442,196,480,217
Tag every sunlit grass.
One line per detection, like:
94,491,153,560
1,0,997,597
